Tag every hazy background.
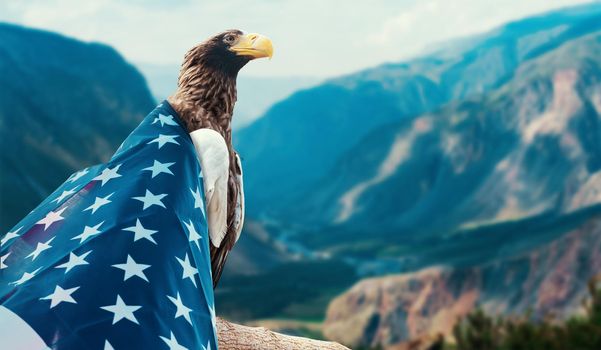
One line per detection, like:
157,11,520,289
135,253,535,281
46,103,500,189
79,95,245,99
0,0,589,76
2,1,601,349
1,0,587,127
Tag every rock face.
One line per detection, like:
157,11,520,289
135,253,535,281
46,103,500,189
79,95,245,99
236,3,601,223
219,3,601,331
316,6,601,348
320,25,601,350
294,29,601,255
0,23,155,232
324,211,601,348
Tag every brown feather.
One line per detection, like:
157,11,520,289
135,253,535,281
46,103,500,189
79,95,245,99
168,30,249,288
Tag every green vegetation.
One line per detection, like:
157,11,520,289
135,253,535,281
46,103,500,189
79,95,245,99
359,279,601,350
451,279,601,350
215,260,357,321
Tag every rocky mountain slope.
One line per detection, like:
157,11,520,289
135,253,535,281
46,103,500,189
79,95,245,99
232,3,601,346
236,3,601,219
324,205,601,348
319,16,601,350
293,29,601,256
0,23,155,233
3,5,601,344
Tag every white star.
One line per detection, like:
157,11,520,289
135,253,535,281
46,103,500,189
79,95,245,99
190,187,205,217
112,255,151,282
55,250,92,273
92,164,122,186
176,253,198,287
26,237,55,261
151,117,160,125
157,114,178,127
1,226,22,246
72,221,104,243
202,340,212,350
160,331,188,350
100,295,141,325
52,188,76,204
84,193,114,214
36,207,67,230
148,134,179,149
10,267,42,285
40,285,79,308
183,220,202,250
167,292,193,325
68,168,89,183
1,252,10,269
132,190,167,210
123,219,158,244
104,340,115,350
142,160,175,178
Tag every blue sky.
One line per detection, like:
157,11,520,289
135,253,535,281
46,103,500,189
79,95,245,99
0,0,593,77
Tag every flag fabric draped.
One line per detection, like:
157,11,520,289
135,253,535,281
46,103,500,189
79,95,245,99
0,102,217,350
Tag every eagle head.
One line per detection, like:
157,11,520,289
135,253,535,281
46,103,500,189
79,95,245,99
184,30,273,77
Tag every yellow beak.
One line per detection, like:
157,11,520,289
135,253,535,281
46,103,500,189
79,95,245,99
230,33,274,59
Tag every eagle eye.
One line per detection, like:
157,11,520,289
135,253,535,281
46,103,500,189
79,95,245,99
224,35,236,45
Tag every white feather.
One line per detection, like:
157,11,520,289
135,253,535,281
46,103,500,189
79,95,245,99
189,129,229,248
233,154,245,242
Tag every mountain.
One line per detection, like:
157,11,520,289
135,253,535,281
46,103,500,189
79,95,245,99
236,3,601,220
292,28,601,255
3,5,601,345
221,221,292,276
323,205,601,348
0,23,155,232
230,3,601,345
136,63,320,129
317,10,601,349
235,76,322,129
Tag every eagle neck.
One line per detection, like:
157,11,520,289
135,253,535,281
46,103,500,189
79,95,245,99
168,65,237,144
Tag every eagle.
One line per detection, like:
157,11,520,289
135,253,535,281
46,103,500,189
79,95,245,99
0,31,273,349
168,30,273,287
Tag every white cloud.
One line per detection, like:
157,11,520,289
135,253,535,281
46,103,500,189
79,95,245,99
368,0,593,58
0,0,592,77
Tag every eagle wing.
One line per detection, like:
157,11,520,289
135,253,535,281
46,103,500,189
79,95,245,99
189,129,229,247
189,128,246,287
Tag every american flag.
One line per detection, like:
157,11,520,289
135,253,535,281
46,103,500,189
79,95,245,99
0,102,218,350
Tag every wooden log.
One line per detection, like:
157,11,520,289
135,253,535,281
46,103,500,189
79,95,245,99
217,317,350,350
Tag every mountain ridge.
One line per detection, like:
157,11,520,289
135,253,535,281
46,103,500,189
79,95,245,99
0,22,156,232
230,5,601,345
324,205,601,347
259,29,601,248
236,3,601,221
